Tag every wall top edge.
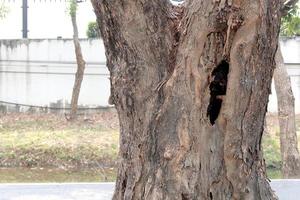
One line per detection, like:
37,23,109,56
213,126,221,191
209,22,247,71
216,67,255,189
0,37,297,42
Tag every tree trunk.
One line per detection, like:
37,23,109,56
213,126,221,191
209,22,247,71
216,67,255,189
92,0,281,199
274,46,300,178
69,11,86,120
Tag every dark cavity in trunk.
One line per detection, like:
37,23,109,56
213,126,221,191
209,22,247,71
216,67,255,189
207,60,229,125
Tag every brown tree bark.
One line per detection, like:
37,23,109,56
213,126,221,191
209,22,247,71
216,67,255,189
92,0,281,199
274,46,300,178
69,9,86,121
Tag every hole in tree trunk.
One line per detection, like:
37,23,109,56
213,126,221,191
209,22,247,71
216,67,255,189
209,192,213,200
207,60,229,125
121,174,127,196
181,193,189,200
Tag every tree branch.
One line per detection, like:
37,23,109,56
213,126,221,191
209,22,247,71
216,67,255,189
281,0,299,17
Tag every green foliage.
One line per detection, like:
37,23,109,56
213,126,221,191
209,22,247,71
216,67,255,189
281,5,300,36
67,0,78,17
0,3,9,19
86,21,101,38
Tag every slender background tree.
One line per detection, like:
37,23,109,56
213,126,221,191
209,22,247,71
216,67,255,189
274,0,300,178
68,0,86,121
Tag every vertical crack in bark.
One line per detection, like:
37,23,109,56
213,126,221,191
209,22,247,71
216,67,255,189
121,173,128,198
209,191,213,200
207,60,229,125
181,193,189,200
240,86,253,163
168,5,184,74
222,10,244,60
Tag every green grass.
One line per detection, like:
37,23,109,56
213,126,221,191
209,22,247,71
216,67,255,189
262,134,282,171
262,131,284,179
0,113,119,169
266,169,282,179
262,114,300,179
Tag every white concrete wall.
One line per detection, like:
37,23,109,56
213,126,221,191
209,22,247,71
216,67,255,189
0,39,106,63
0,39,109,108
268,37,300,114
0,38,299,113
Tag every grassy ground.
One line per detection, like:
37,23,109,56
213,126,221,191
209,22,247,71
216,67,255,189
0,111,299,181
263,113,300,178
0,111,119,169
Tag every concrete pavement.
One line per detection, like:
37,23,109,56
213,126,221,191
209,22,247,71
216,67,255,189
271,180,300,200
0,180,300,200
0,183,114,200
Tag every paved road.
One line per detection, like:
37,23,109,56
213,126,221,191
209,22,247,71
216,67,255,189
271,180,300,200
0,180,299,200
0,183,114,200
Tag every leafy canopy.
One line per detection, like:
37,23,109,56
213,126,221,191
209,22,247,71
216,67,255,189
281,4,300,36
86,21,101,38
0,3,9,19
67,0,78,17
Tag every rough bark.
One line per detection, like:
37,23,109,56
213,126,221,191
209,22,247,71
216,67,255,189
69,10,86,120
92,0,281,199
274,46,300,178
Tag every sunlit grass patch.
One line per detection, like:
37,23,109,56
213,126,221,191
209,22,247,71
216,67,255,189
0,113,119,169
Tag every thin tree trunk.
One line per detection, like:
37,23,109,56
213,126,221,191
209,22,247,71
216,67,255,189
274,46,300,178
69,11,86,121
92,0,281,199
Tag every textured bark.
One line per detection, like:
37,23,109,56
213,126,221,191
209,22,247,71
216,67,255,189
92,0,281,199
274,46,300,178
69,11,86,120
